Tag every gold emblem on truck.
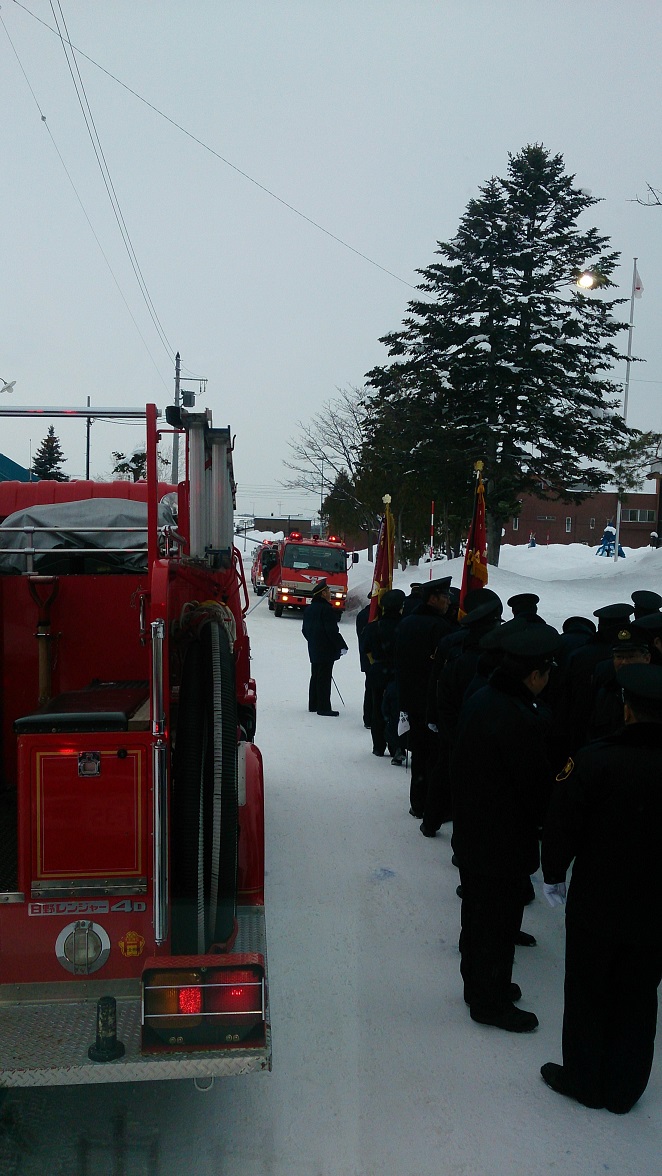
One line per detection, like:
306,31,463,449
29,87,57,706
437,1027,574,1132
119,930,145,958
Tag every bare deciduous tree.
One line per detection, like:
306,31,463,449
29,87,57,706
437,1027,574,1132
632,183,662,207
282,384,368,495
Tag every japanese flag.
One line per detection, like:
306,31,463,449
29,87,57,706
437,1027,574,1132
634,265,644,298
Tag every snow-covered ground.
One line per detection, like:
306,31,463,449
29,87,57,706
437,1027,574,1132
2,540,661,1175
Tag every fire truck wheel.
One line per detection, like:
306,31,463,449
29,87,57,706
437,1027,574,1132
171,619,238,954
274,603,284,617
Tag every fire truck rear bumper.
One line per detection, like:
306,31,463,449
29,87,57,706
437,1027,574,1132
0,907,270,1087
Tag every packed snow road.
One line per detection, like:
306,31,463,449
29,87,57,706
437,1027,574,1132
1,545,661,1175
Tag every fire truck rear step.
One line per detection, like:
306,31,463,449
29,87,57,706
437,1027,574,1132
0,907,269,1087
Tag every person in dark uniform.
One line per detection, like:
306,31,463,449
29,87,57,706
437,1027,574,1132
401,582,424,617
301,579,348,716
421,598,503,838
395,577,455,819
634,611,662,664
507,593,541,620
361,589,406,759
557,616,596,669
541,664,662,1114
631,589,662,620
356,594,373,728
451,623,560,1032
586,625,651,742
555,603,633,760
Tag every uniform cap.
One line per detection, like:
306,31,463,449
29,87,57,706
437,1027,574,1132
562,616,596,635
611,625,649,654
478,615,529,650
616,664,662,703
593,603,633,621
631,612,662,634
422,576,452,600
311,578,328,597
507,593,539,615
380,589,406,613
460,599,503,626
631,590,662,615
500,623,560,659
464,587,502,613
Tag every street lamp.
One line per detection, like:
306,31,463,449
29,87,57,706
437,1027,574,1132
0,377,16,394
574,269,607,290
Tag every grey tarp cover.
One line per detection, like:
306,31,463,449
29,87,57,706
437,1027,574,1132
0,497,177,572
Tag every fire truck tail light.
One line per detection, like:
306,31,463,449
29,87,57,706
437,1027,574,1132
143,970,204,1028
179,986,204,1015
142,960,266,1049
205,968,264,1018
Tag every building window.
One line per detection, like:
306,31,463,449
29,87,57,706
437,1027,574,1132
565,516,572,533
512,517,519,532
622,508,656,523
589,517,596,529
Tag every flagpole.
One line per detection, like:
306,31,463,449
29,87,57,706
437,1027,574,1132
429,500,435,579
613,257,639,562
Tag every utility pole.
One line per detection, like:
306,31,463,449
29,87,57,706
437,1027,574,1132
613,259,641,561
86,396,91,479
171,352,181,486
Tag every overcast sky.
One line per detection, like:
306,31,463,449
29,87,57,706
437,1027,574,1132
1,1,662,517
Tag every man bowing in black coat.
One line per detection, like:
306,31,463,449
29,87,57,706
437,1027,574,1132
541,664,662,1114
302,579,348,716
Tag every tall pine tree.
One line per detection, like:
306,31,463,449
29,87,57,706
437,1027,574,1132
31,426,69,481
363,145,631,564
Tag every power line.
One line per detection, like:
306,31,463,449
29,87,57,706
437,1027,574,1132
0,10,171,392
12,0,424,296
48,0,175,365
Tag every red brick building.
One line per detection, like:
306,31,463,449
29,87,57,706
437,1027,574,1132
505,489,660,548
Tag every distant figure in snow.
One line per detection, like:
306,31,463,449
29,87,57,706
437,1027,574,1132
301,579,348,717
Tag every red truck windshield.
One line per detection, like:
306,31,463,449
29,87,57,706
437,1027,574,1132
281,543,346,574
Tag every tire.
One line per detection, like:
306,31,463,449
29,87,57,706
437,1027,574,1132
171,620,238,953
274,604,284,617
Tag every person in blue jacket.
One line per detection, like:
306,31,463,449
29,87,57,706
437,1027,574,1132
302,579,348,716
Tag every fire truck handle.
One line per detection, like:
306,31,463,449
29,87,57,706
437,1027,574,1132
138,593,148,645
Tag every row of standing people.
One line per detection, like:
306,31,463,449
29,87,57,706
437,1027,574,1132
357,576,662,1116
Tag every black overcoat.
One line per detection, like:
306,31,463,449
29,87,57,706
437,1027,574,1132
541,722,662,940
302,596,347,664
395,604,452,717
451,667,553,878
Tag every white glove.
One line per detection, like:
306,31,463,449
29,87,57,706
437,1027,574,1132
339,648,347,656
543,882,567,908
397,712,410,736
427,723,438,733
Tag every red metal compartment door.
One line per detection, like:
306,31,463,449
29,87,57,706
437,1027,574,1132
26,734,149,894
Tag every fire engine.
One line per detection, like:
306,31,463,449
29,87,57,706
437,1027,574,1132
250,540,278,595
266,531,358,616
0,403,269,1088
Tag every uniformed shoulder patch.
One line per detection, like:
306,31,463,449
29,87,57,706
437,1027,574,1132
555,757,575,782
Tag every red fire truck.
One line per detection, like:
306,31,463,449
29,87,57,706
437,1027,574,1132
0,403,269,1088
250,540,278,595
266,531,358,616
